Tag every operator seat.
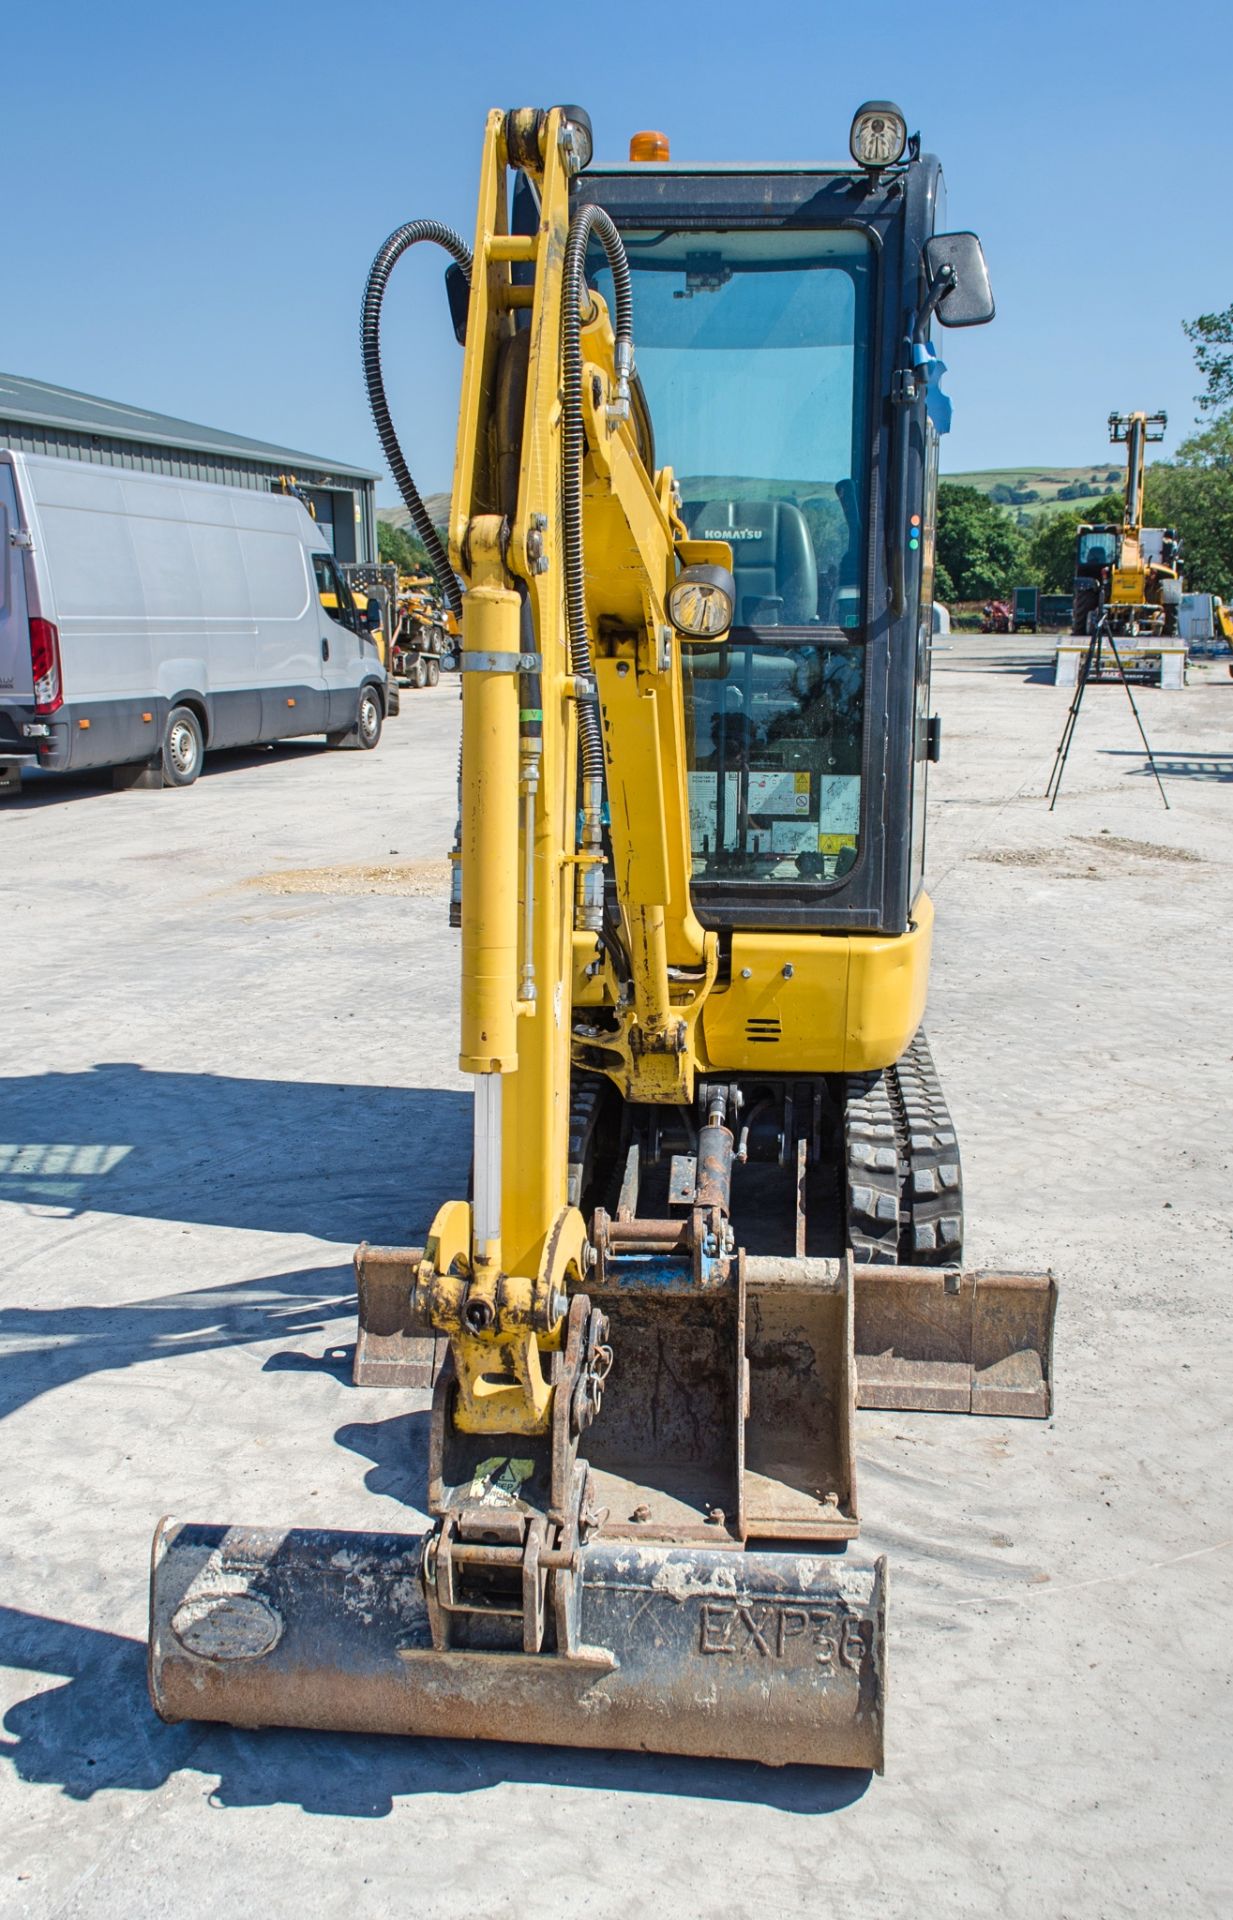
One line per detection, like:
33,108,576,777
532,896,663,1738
688,498,817,627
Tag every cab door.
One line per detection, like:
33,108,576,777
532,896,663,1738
312,551,364,729
909,421,941,900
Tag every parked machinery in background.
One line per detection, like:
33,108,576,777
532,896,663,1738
346,563,449,689
1012,588,1075,634
1071,412,1182,640
393,571,452,687
1012,586,1038,632
1058,412,1186,689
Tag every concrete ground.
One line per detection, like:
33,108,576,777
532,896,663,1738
1,644,1229,1919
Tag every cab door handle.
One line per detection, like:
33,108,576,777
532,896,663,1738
322,639,330,661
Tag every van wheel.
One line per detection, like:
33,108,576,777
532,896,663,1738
162,706,203,786
356,685,383,749
327,685,383,751
426,657,440,688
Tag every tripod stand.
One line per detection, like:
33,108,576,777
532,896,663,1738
1046,610,1169,810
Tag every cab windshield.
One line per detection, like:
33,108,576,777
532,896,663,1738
595,226,873,891
1077,528,1119,569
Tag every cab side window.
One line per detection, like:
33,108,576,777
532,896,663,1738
313,553,355,627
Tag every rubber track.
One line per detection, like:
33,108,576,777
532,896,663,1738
891,1030,964,1264
844,1029,964,1265
844,1068,902,1262
566,1070,606,1210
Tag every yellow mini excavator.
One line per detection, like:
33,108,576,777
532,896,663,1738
149,103,1056,1773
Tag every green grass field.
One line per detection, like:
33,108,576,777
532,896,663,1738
942,465,1121,522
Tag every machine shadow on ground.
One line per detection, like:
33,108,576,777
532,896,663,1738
1103,747,1233,783
0,1604,871,1818
0,1264,359,1425
333,1410,433,1508
0,1067,469,1244
1,740,344,809
944,648,1060,686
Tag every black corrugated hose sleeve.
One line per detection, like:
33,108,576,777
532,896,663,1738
361,221,473,619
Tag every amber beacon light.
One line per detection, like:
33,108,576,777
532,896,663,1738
629,129,670,162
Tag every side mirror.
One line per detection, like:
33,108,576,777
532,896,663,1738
924,232,995,327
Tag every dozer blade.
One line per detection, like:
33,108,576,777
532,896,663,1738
853,1266,1057,1416
150,1519,887,1771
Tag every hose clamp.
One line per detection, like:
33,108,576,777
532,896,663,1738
459,651,542,674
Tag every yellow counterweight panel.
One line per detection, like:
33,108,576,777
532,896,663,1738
699,893,933,1076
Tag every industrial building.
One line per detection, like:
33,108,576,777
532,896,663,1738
0,371,379,563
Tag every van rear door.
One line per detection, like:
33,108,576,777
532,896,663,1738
0,462,34,705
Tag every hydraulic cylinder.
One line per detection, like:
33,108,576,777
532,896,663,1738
459,580,521,1077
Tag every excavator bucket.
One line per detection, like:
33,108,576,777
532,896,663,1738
352,1244,442,1388
854,1266,1057,1417
353,1245,1058,1418
149,1249,1050,1771
150,1520,887,1771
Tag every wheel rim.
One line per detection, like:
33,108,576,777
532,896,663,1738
360,694,379,742
168,720,198,775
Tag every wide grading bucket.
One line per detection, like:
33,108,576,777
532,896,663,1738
150,1520,886,1771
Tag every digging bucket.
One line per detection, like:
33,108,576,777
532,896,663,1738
150,1519,886,1771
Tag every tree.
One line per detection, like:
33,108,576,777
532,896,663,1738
935,484,1025,599
1182,303,1233,414
1025,509,1085,590
377,519,432,574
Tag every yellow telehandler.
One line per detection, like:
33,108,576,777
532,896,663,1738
149,103,1055,1773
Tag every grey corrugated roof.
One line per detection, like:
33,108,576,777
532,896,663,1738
0,371,380,482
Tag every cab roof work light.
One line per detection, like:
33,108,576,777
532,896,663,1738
849,100,907,174
629,129,670,162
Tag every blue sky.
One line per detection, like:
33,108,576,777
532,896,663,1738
7,0,1228,498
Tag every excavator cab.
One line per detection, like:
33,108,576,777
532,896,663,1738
576,162,943,944
150,106,1054,1777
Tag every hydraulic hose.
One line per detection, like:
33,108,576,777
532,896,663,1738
561,204,633,930
561,203,632,773
361,221,473,619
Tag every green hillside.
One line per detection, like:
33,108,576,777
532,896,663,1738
378,496,451,532
942,465,1122,522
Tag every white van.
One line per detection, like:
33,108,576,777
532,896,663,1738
0,451,387,789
